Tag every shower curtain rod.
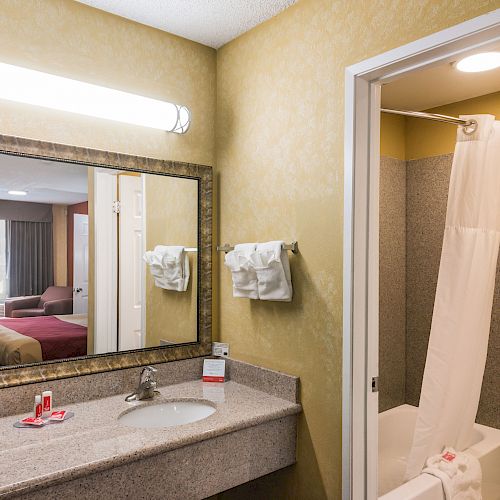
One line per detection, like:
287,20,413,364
381,108,477,134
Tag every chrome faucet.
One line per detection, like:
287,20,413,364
125,366,160,402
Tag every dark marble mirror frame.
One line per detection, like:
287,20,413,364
0,134,212,388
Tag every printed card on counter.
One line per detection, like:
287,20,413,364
202,359,226,383
49,410,67,421
20,417,45,426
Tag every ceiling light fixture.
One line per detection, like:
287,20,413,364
8,190,28,196
0,62,190,133
455,52,500,72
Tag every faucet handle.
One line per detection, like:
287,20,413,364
140,366,157,384
125,366,159,402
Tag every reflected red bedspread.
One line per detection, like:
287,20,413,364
0,315,87,361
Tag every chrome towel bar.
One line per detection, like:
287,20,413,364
217,241,298,254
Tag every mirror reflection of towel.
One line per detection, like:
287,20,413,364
143,245,190,291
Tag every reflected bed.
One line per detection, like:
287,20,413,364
0,314,87,366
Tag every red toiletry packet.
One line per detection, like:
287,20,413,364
49,410,67,421
20,417,46,426
442,451,456,462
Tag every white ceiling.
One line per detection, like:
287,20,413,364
0,155,88,205
382,43,500,110
74,0,297,49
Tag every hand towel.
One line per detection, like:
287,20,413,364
143,245,190,292
224,243,258,299
250,241,293,302
422,448,482,500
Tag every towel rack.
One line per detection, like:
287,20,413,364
217,241,299,254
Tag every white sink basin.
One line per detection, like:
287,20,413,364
118,400,216,429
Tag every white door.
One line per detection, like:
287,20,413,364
73,214,89,314
93,171,118,354
118,175,144,350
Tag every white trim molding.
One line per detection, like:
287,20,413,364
342,9,500,500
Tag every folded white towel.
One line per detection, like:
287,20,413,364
143,245,190,292
250,241,293,302
423,448,482,500
224,243,258,299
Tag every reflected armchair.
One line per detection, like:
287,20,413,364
5,286,73,318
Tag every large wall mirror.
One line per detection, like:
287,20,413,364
0,135,212,387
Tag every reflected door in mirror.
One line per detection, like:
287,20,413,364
73,213,89,314
118,174,143,351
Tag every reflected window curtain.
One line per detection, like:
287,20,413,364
6,220,54,297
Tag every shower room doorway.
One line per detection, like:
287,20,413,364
342,11,500,500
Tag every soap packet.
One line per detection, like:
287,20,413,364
49,410,68,422
19,417,45,427
14,410,74,428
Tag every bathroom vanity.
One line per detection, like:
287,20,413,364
0,135,300,499
0,357,300,499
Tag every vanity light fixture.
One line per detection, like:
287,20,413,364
0,62,191,133
8,190,28,196
455,52,500,72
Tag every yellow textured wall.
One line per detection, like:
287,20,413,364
0,0,216,166
216,1,499,498
380,113,407,160
406,91,500,159
145,175,198,346
52,204,68,286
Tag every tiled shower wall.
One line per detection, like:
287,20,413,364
379,156,406,411
380,154,499,428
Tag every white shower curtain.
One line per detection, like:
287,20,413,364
405,114,500,480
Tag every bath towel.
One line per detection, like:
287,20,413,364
423,448,482,500
250,241,293,302
224,243,258,299
143,245,190,292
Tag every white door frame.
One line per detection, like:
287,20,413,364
342,10,500,500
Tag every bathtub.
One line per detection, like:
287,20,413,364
378,404,500,500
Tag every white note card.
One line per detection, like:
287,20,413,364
202,359,226,383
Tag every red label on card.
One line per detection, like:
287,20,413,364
21,417,45,426
202,376,225,383
49,410,67,421
442,451,456,462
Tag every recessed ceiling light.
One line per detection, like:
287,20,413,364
8,190,28,196
455,52,500,72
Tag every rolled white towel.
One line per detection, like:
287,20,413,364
144,245,190,292
250,241,293,302
224,243,258,299
422,448,482,500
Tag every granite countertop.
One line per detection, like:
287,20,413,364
0,380,301,498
